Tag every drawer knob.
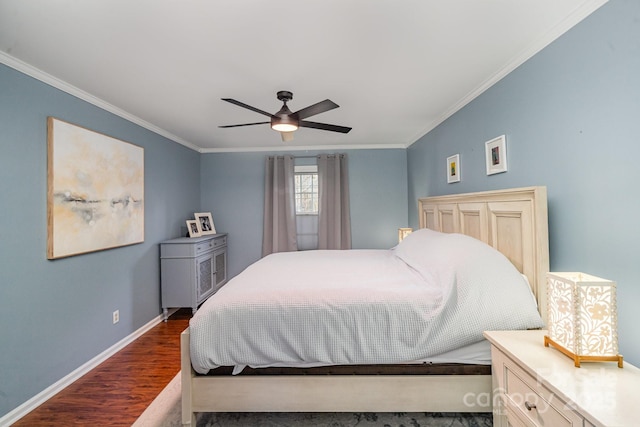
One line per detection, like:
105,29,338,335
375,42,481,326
524,401,537,411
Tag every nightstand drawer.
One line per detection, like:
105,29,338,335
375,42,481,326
503,359,582,427
503,403,530,427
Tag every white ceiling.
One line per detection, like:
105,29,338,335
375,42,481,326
0,0,606,153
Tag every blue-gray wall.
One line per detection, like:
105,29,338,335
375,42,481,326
200,149,408,278
407,0,640,365
0,63,201,416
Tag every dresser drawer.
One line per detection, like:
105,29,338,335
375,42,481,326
161,234,227,258
503,358,582,427
194,235,226,254
211,235,227,249
194,239,215,255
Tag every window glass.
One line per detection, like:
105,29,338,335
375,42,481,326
294,165,318,215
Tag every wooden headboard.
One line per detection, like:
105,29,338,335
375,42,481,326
418,186,549,320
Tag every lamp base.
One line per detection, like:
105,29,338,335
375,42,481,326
544,335,623,368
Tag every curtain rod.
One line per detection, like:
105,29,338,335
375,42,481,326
296,154,346,159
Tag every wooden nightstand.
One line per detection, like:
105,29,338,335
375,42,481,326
484,330,640,427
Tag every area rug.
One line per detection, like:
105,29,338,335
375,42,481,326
133,373,493,427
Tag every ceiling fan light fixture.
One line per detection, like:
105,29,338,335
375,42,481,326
221,91,350,139
271,108,299,132
271,122,298,132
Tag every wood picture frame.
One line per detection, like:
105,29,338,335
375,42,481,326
446,154,460,183
485,135,507,175
194,212,216,235
186,220,201,238
47,117,144,259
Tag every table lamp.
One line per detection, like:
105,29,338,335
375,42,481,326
545,272,623,367
398,228,413,243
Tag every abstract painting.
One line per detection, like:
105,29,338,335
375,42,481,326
47,117,144,259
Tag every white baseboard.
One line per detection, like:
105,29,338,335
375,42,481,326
0,309,177,427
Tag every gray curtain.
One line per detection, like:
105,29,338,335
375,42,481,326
317,154,352,250
262,155,298,257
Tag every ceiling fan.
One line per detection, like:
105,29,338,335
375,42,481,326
219,91,352,142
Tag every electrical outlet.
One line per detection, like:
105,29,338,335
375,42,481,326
112,310,119,324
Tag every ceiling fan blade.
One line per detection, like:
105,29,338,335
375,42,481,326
219,121,270,128
293,99,339,120
221,98,273,117
280,131,294,142
300,121,352,134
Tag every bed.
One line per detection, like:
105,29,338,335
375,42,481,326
180,186,549,425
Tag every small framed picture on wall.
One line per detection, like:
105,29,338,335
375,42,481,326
447,154,461,183
485,135,507,175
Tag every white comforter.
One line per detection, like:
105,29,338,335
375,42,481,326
189,229,543,374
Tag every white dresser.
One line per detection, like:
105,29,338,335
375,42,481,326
160,233,227,320
484,330,639,427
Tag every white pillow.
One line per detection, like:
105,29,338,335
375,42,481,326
393,228,455,281
394,227,511,281
393,228,544,331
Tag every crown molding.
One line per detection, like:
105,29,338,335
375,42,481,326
200,143,407,154
0,51,202,152
1,52,404,154
406,0,609,148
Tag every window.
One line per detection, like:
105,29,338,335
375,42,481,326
294,165,318,215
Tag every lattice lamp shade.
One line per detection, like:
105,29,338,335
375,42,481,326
544,272,623,368
398,228,413,243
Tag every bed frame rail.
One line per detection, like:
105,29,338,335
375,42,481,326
181,328,491,425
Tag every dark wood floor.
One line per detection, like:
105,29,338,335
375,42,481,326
13,309,191,427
